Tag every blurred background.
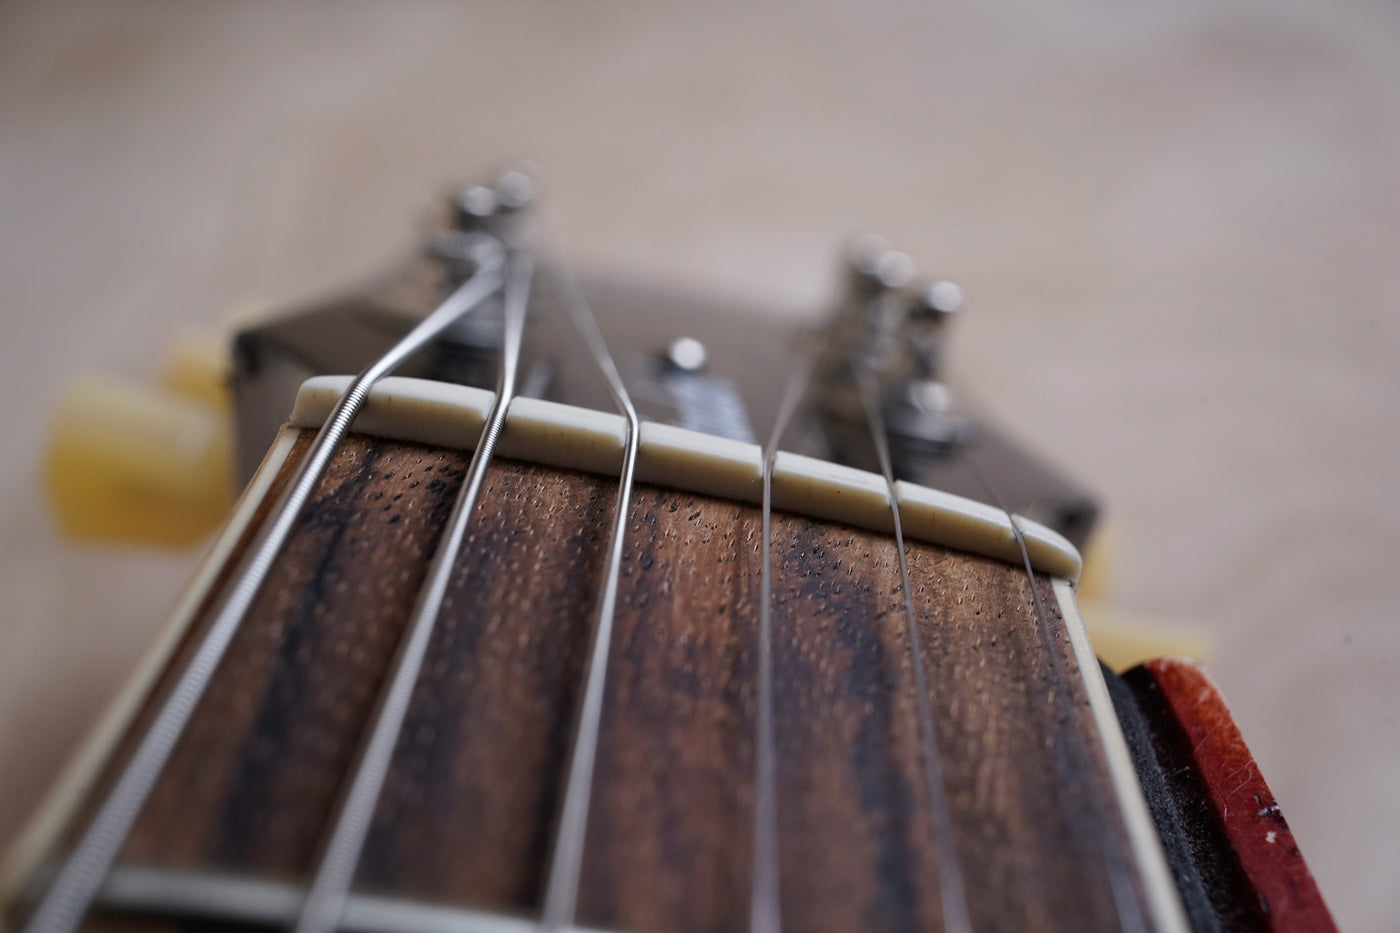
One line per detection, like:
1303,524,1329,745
1,1,1396,928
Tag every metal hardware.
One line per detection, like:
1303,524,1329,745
813,236,975,475
89,864,616,933
493,167,534,213
662,336,708,373
451,184,497,228
21,242,509,933
229,190,1097,547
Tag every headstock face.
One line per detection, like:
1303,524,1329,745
232,184,1097,547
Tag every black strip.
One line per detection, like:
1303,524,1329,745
1120,665,1275,933
1100,661,1221,933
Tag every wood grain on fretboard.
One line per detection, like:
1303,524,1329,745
62,431,1151,933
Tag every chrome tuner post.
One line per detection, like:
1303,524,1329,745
814,236,974,477
423,169,539,363
436,169,534,284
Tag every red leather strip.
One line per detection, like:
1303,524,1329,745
1138,658,1336,932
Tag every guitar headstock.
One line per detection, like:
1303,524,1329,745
231,173,1098,546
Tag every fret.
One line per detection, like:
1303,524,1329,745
93,864,620,933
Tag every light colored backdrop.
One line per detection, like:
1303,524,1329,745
1,1,1396,928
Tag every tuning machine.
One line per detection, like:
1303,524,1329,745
814,236,974,474
432,168,533,285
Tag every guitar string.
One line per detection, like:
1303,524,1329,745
854,366,973,933
538,255,641,933
960,456,1148,933
292,237,536,933
751,336,820,933
20,244,509,933
38,241,1150,933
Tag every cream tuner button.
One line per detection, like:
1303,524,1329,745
45,370,234,547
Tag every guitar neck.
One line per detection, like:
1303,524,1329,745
10,178,1335,933
7,404,1181,932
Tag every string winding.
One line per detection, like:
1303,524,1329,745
293,238,535,933
22,246,508,933
25,220,1156,933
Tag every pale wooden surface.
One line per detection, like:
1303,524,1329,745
0,2,1396,929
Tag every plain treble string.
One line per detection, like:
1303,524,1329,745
21,240,509,933
960,453,1148,933
854,367,974,933
292,237,536,933
538,255,641,933
751,336,820,933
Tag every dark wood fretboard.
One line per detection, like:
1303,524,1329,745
45,431,1156,933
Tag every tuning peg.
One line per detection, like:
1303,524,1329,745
46,375,234,547
431,229,508,285
162,332,232,408
451,184,498,229
911,279,964,320
845,234,914,294
661,336,709,373
494,167,536,212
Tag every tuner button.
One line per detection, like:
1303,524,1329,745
875,250,914,290
462,231,508,271
46,376,234,546
914,279,965,317
433,229,507,271
452,185,497,229
846,234,892,280
845,235,915,292
662,336,708,373
495,168,535,212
